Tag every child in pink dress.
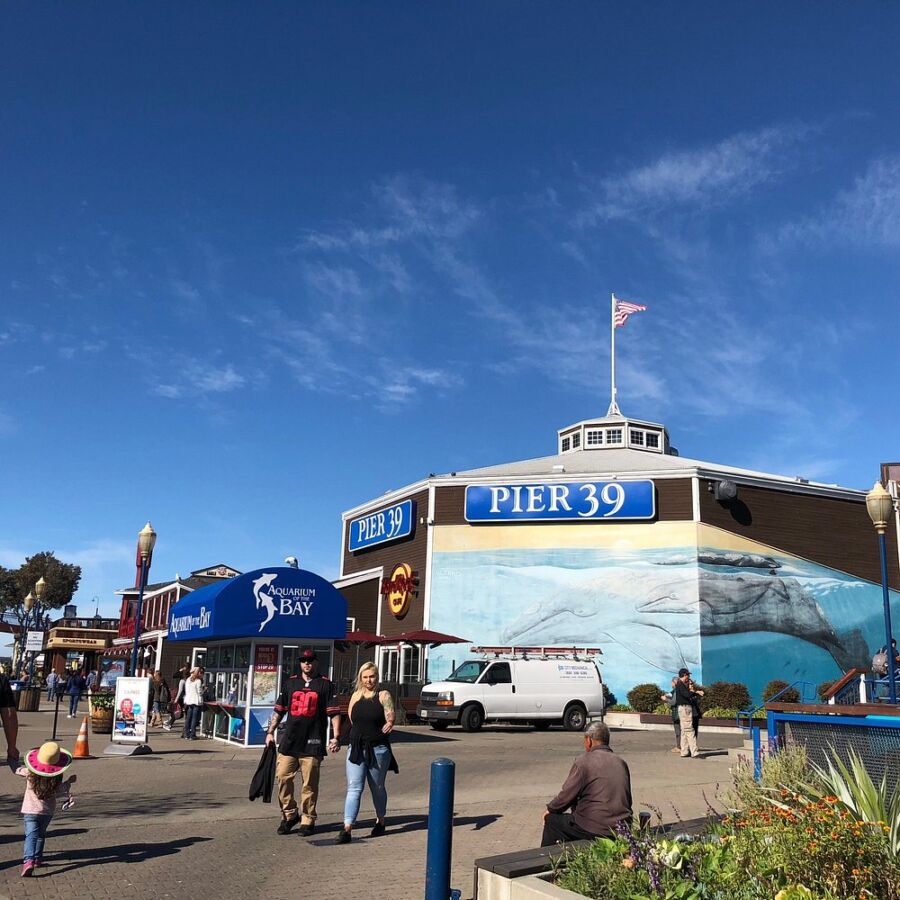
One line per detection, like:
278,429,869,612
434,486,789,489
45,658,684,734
15,741,76,877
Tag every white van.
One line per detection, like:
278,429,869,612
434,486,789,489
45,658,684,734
416,654,605,732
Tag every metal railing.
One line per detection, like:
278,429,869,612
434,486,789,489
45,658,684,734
737,680,817,731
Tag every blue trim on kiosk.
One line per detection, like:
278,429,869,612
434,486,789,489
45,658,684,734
167,567,348,642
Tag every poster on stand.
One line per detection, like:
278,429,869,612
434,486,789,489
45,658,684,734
100,659,126,689
112,677,149,743
251,644,278,705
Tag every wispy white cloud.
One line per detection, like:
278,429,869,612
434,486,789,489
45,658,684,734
0,410,16,437
153,362,247,400
578,123,811,225
771,155,900,251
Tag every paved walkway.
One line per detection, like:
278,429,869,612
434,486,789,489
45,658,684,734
0,707,744,899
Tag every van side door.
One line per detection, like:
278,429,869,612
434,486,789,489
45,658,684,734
479,662,516,717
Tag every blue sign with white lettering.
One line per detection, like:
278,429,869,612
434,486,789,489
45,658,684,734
348,499,416,551
167,567,347,642
464,481,656,522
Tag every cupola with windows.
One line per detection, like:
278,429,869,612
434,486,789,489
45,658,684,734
556,414,674,456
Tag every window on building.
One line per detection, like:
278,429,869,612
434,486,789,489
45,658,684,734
606,428,623,444
572,432,581,448
561,436,571,452
646,433,660,449
586,429,603,447
630,430,645,446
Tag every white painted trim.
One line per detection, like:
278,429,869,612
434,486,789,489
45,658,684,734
691,476,701,522
333,567,383,590
342,479,431,520
339,503,348,578
115,581,197,600
423,482,436,631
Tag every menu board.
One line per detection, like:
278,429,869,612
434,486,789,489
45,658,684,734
251,644,278,705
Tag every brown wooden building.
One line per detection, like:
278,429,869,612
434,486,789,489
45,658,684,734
337,412,900,702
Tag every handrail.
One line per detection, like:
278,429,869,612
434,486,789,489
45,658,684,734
737,680,817,730
822,667,866,701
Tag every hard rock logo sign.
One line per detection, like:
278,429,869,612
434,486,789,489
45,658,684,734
381,563,417,619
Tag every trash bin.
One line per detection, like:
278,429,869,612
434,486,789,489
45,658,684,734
17,686,42,713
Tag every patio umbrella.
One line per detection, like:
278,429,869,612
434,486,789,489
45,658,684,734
334,630,387,677
394,629,469,648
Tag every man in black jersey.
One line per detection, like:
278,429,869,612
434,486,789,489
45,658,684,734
266,649,341,836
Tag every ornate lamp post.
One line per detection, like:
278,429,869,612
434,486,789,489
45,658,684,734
866,482,897,704
130,522,157,677
21,577,48,680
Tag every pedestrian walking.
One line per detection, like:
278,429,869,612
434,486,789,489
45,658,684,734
1,668,20,768
674,668,701,758
64,670,86,719
46,671,59,704
15,741,77,877
336,663,398,844
688,678,704,749
164,666,188,732
150,672,170,727
85,670,98,692
265,649,341,836
660,677,681,753
182,667,206,739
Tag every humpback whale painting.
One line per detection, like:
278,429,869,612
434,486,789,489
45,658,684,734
425,523,900,703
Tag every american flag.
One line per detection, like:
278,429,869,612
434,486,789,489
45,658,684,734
613,296,647,329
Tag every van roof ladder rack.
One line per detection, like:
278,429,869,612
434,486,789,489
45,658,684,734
470,646,603,661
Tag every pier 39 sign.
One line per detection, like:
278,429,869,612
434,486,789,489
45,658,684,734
464,480,655,522
349,499,415,552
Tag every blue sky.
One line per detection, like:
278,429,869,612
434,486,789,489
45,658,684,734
2,4,900,631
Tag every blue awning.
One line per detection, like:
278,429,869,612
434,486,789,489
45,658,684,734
167,567,347,642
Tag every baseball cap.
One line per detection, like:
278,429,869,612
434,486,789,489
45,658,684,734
299,649,318,662
678,667,691,677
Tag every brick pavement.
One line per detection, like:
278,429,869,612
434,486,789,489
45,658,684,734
0,708,744,900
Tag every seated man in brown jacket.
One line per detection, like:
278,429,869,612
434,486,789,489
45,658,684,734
541,721,632,846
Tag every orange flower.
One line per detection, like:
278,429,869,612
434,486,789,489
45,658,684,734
621,857,635,869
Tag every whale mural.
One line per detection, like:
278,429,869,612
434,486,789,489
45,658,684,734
425,523,900,703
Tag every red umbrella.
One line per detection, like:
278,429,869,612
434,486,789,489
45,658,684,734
334,630,386,652
394,629,469,648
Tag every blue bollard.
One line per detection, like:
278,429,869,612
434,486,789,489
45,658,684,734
425,757,456,900
752,725,762,782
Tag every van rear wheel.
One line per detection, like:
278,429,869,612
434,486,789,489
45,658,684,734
460,704,484,732
429,721,450,731
563,703,587,732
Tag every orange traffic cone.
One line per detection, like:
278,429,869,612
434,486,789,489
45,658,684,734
73,716,91,759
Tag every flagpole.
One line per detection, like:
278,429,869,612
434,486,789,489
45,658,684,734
608,292,619,416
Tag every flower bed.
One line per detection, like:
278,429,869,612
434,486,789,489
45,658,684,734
548,745,900,899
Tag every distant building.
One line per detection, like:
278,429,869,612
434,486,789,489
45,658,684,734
45,612,119,675
337,411,900,703
107,563,241,676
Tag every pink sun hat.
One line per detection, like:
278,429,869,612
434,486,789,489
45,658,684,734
25,741,74,777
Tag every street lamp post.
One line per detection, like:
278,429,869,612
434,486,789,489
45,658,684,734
130,522,157,677
20,576,48,681
866,482,897,704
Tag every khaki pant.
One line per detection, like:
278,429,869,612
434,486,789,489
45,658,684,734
275,753,321,824
678,705,699,757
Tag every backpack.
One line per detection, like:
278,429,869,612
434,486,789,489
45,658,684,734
873,650,889,677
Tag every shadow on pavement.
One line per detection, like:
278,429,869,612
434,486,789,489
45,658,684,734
0,828,87,847
14,836,214,875
390,730,456,744
306,812,502,846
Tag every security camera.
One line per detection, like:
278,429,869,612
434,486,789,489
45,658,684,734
284,556,299,568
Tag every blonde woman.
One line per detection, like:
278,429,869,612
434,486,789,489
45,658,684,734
182,667,206,740
336,663,398,844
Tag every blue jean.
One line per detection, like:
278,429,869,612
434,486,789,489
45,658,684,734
184,704,202,738
68,693,79,716
343,744,391,827
23,814,51,863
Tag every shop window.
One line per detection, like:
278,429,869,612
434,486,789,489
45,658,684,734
606,428,623,444
401,645,421,683
646,433,660,449
235,644,250,669
219,644,234,668
630,430,645,446
586,429,603,447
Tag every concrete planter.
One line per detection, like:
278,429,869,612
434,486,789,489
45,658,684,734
603,711,764,733
477,869,587,899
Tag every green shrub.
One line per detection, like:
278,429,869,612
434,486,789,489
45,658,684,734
627,682,665,713
607,704,632,712
652,701,673,715
763,680,800,703
700,680,751,713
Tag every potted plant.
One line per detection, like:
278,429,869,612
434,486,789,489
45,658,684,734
89,690,115,733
